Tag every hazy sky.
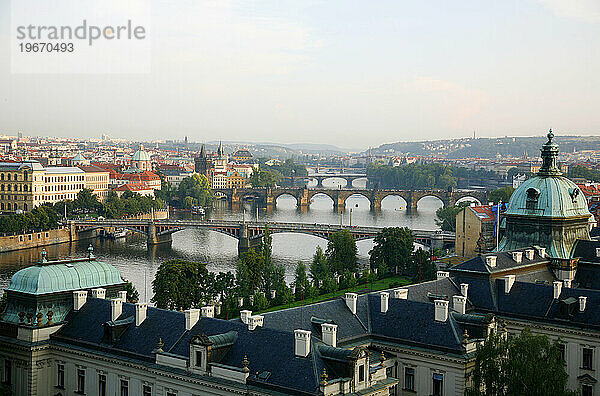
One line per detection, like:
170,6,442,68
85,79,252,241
0,0,599,149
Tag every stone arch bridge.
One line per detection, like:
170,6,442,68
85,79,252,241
214,187,488,211
70,219,455,256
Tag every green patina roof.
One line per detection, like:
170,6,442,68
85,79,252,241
132,148,151,162
6,259,124,295
504,175,590,218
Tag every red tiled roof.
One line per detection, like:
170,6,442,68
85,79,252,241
470,205,496,222
113,183,153,192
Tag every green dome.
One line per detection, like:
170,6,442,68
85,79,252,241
505,175,590,218
132,148,151,162
7,259,124,295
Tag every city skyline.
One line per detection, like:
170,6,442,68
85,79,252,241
0,0,599,146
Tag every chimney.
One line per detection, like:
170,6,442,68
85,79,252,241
294,330,311,357
453,295,467,315
240,310,252,324
201,306,214,318
118,290,128,302
90,288,106,299
237,297,244,307
563,279,572,288
596,248,600,258
184,309,200,330
345,293,358,315
537,247,546,258
437,271,449,280
380,292,389,313
135,302,148,326
553,281,562,299
486,256,497,268
248,315,264,331
525,249,535,260
73,290,87,311
321,323,337,347
460,283,469,298
110,299,123,321
434,300,449,322
393,288,408,299
579,296,587,312
504,275,515,293
270,290,276,299
511,251,523,263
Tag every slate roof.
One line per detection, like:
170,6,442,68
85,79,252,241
450,248,549,275
572,239,600,264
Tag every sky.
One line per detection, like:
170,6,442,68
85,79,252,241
0,0,599,150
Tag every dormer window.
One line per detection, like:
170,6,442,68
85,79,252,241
569,188,580,203
358,364,365,382
195,350,202,367
526,188,540,210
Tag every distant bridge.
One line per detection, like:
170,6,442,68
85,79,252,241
213,187,488,212
283,173,368,188
70,219,455,255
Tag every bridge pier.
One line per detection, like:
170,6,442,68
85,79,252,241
298,188,310,208
147,222,173,247
333,192,345,210
238,224,263,256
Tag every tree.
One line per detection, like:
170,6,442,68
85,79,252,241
489,187,515,204
214,271,236,303
236,248,265,298
176,173,213,208
74,188,101,212
370,227,414,275
435,202,471,232
249,167,279,187
310,246,329,281
325,230,358,274
294,261,310,297
151,260,214,310
0,384,12,396
123,280,139,303
408,248,437,282
466,328,577,396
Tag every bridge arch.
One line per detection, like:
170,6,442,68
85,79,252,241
380,194,409,210
415,194,446,210
273,192,298,206
320,176,349,189
308,191,336,207
349,177,368,189
455,196,482,206
343,193,372,210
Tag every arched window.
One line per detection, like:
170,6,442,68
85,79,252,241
526,188,540,210
23,203,28,211
7,174,11,181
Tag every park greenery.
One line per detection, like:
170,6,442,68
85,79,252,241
149,226,430,319
465,328,577,396
248,167,280,187
367,163,498,190
0,188,165,235
489,186,515,203
155,173,213,209
260,158,308,178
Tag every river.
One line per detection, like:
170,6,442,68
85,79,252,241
0,181,448,301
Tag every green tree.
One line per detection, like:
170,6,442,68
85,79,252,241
294,261,310,295
466,328,577,396
325,230,358,274
489,186,515,203
435,202,472,232
151,260,214,310
408,248,437,282
177,173,213,208
0,384,12,396
74,188,101,212
123,280,139,303
310,246,329,282
214,271,236,303
249,167,280,187
339,269,357,289
369,227,414,275
236,248,265,298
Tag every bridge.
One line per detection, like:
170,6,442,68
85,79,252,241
69,219,455,255
214,187,488,212
282,173,368,188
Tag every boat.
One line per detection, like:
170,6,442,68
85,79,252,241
108,228,130,239
191,206,205,215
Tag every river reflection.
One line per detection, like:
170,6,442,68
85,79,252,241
0,191,443,300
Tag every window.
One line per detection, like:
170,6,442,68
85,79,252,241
582,384,593,396
57,364,64,388
433,373,444,396
143,385,152,396
4,360,11,385
195,350,202,367
120,379,129,396
583,348,594,370
77,368,85,393
358,364,365,382
98,374,106,396
558,343,566,362
404,367,415,391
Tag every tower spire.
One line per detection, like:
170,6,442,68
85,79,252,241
538,129,561,176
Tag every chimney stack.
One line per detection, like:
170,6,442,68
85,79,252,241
437,271,449,280
563,279,572,288
135,303,148,326
553,281,562,299
537,247,546,258
201,306,214,318
294,330,311,357
579,296,587,312
345,293,358,315
486,256,497,268
73,290,87,311
393,289,408,299
460,283,469,298
248,315,264,331
184,309,200,330
525,249,535,260
504,275,515,293
380,292,389,313
240,310,252,324
110,299,123,321
90,288,106,299
453,295,467,315
596,248,600,258
434,300,449,322
511,251,523,263
321,323,337,347
118,290,128,302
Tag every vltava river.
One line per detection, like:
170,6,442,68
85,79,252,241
0,183,449,301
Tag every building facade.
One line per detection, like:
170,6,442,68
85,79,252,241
455,204,498,258
79,165,110,202
0,161,45,213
